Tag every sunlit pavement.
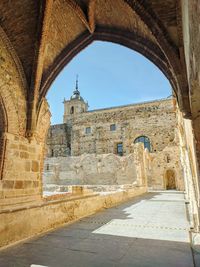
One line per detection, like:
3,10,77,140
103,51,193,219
0,191,195,267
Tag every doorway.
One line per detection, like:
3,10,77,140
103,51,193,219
165,170,176,190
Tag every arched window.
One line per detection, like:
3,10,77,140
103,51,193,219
134,136,151,152
70,106,74,114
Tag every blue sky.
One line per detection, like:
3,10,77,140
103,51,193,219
47,41,172,125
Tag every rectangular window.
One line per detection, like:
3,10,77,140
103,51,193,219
85,127,91,134
110,124,116,131
117,143,123,156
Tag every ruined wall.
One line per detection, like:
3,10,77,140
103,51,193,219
46,124,71,157
43,153,137,186
145,143,184,191
43,141,184,191
43,143,148,187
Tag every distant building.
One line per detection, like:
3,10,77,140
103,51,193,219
44,80,184,190
46,79,176,158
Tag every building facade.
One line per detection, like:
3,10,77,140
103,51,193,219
45,82,184,190
46,83,176,158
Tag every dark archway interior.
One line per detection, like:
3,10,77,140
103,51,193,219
165,170,176,190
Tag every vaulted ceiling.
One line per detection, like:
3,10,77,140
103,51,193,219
0,0,191,125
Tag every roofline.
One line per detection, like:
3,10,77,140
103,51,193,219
87,97,173,113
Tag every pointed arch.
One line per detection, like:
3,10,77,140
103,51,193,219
40,28,178,103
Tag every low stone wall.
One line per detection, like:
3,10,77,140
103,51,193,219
0,185,146,248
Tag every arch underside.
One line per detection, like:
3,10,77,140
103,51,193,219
0,27,27,136
40,27,178,102
0,0,192,134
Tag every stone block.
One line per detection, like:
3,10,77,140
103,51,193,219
25,161,31,172
2,180,14,189
14,136,19,141
9,144,18,149
3,189,16,198
20,151,29,159
24,181,33,189
28,147,36,153
0,190,4,199
19,144,28,151
14,181,24,189
31,161,39,172
32,181,39,188
72,186,84,195
12,150,19,157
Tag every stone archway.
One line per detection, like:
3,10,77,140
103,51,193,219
165,169,176,190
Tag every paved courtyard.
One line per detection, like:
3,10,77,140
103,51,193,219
0,191,195,267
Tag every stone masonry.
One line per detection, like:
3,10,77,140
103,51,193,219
45,85,184,190
0,0,200,248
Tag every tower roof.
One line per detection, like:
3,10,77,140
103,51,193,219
70,75,84,101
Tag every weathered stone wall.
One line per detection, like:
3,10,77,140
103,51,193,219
180,0,200,231
0,185,147,248
43,142,184,191
46,99,177,157
0,99,51,207
43,143,147,186
43,153,138,186
0,134,43,205
46,124,71,157
145,144,184,191
0,30,40,206
177,109,200,230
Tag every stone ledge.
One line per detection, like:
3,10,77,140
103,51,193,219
0,186,146,248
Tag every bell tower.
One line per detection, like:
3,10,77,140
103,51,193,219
63,76,88,123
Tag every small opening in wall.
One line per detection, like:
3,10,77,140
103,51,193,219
70,106,74,114
165,169,176,190
110,124,116,131
117,143,123,156
85,127,91,134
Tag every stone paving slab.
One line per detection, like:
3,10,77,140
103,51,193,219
0,191,195,267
